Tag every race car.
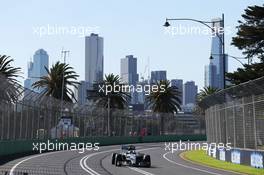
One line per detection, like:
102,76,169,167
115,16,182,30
111,145,151,167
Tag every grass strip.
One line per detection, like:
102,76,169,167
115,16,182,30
182,150,264,175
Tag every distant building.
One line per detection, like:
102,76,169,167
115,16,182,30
129,104,145,111
183,81,197,106
24,49,49,93
171,79,183,105
181,103,196,113
205,17,228,89
120,55,139,104
150,71,166,84
137,80,149,106
204,63,217,87
75,81,91,105
85,33,104,85
120,55,139,85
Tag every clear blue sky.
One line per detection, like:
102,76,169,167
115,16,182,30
0,0,262,89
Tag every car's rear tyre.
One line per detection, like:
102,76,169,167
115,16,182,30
144,155,151,168
112,153,116,165
115,154,122,167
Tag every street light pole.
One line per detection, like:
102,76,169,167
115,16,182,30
60,50,70,117
210,54,247,66
222,14,226,89
164,14,226,88
107,96,110,136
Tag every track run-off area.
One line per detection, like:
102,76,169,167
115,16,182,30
0,143,240,175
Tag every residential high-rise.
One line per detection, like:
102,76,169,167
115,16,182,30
24,49,49,93
205,17,228,89
171,79,183,105
150,71,166,84
120,55,139,104
183,81,197,106
85,33,104,85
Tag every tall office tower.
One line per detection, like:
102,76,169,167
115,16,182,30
204,63,217,87
120,55,139,84
171,79,183,105
150,71,167,84
183,81,198,106
24,49,49,93
85,33,104,85
120,55,139,104
75,81,91,105
207,17,228,89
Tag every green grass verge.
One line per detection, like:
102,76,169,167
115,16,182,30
182,150,264,175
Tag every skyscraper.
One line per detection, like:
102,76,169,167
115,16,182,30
24,49,49,93
150,71,167,84
120,55,139,104
120,55,139,84
205,17,228,89
204,63,217,87
85,33,104,85
183,81,197,106
171,79,183,105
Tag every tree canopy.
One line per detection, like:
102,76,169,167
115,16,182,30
227,4,264,85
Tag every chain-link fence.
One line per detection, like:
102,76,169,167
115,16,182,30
201,76,264,149
0,75,205,140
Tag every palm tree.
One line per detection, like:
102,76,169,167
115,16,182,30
146,80,181,135
0,55,21,102
32,61,79,102
94,73,131,136
197,86,220,102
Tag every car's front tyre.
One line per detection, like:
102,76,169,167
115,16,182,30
115,154,122,167
112,153,116,165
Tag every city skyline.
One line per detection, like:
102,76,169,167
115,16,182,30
1,0,262,90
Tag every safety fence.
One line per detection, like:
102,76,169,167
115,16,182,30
0,75,205,141
201,76,264,149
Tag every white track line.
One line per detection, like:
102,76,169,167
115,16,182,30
80,156,97,175
163,152,223,175
80,147,158,175
9,151,66,175
80,148,119,175
128,167,155,175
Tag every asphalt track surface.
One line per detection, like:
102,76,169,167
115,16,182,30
0,143,241,175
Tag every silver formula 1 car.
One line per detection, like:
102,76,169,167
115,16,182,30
112,145,151,167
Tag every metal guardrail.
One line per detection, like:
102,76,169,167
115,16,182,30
201,76,264,149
